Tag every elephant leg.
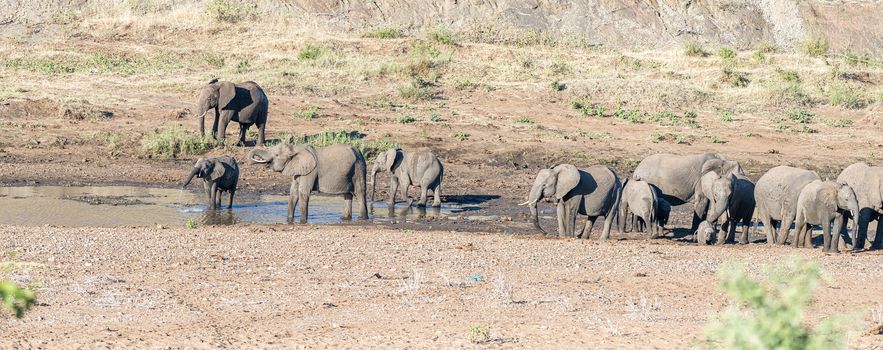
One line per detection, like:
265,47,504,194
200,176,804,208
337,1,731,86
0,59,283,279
227,189,234,209
691,199,709,233
238,124,248,146
822,220,833,252
211,112,219,139
715,220,728,246
256,122,266,147
342,193,353,221
566,202,579,237
872,215,883,249
388,176,399,206
583,216,597,239
418,187,428,207
210,182,219,209
557,201,566,237
830,214,843,253
431,183,441,207
739,218,749,244
203,181,213,206
215,188,222,209
792,216,805,248
760,214,777,245
618,202,629,233
600,213,614,240
778,215,795,245
854,209,873,250
287,181,298,224
299,194,310,224
216,110,234,145
804,223,815,248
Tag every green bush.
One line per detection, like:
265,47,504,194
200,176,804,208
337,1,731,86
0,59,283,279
717,47,736,60
140,126,214,159
185,218,198,229
684,41,708,57
398,115,417,124
298,44,325,60
362,27,404,39
704,259,849,350
429,29,456,45
799,36,829,57
785,108,814,124
0,280,36,318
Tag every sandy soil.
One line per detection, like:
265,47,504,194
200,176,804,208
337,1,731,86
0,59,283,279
1,225,882,348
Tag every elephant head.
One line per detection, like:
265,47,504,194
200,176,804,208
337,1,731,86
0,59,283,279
369,148,402,202
195,79,236,137
702,156,745,177
836,183,860,231
520,164,581,231
248,144,318,178
183,157,225,188
700,171,735,224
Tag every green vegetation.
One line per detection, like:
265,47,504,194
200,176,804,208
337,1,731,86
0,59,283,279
298,44,325,60
453,131,469,141
398,79,435,101
204,0,256,23
684,41,708,57
428,114,443,122
4,51,189,75
704,258,849,350
717,47,736,60
706,135,724,144
140,126,214,159
515,117,534,125
763,80,812,107
720,68,750,87
292,105,319,120
362,27,404,39
828,82,865,109
275,130,398,160
785,108,814,124
185,218,198,229
775,68,800,83
842,52,870,67
651,131,697,145
234,58,250,73
720,111,734,122
571,97,606,117
572,130,612,139
429,29,456,45
826,119,854,128
798,35,829,57
0,280,36,318
468,324,492,344
550,80,566,91
398,115,417,124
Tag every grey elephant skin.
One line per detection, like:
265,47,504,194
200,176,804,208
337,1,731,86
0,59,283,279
370,148,444,207
619,179,660,237
523,164,621,239
794,180,859,252
695,171,735,245
717,174,756,245
249,144,368,224
196,79,269,146
632,153,743,233
754,166,821,245
836,162,883,250
182,155,239,209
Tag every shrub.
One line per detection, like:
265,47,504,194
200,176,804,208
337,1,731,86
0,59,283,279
362,27,404,39
468,324,491,344
398,115,417,124
515,117,534,124
185,218,198,229
650,132,696,145
763,80,812,107
799,35,829,57
0,280,36,318
274,130,398,160
550,80,566,91
234,58,250,73
298,44,325,61
828,82,865,109
140,126,214,159
704,259,850,350
428,114,443,122
429,29,456,45
720,68,750,87
842,52,870,66
720,111,734,122
293,106,319,120
717,47,736,60
453,131,469,141
775,68,800,83
398,79,435,101
204,0,255,23
784,108,814,124
684,41,708,57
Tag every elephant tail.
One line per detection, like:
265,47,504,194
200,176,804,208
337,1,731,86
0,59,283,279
613,177,623,234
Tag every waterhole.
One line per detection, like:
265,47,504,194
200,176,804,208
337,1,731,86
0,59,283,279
0,186,485,227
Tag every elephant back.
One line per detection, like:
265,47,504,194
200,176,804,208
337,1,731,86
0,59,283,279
580,165,620,217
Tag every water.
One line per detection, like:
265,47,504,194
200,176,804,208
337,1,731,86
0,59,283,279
0,186,478,227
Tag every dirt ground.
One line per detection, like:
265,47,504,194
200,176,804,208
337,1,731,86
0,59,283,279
1,225,881,349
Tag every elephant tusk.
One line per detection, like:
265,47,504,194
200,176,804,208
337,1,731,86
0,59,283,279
518,200,535,206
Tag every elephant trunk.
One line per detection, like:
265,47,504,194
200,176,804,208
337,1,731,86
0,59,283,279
524,184,546,233
707,198,728,224
248,148,272,165
183,167,199,189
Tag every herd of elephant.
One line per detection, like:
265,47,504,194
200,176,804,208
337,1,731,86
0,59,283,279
182,79,882,253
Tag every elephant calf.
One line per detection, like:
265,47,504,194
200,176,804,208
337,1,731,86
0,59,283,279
695,171,735,245
620,179,662,238
183,155,239,209
521,164,621,239
755,166,821,245
249,143,368,224
370,148,444,207
794,181,859,252
716,174,756,245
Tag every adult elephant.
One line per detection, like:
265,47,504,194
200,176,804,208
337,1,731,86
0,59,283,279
631,153,744,233
248,144,368,224
835,163,883,250
754,166,820,245
196,79,268,146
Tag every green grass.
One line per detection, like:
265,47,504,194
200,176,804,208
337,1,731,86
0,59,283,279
428,114,443,122
826,119,853,128
429,29,456,45
720,68,750,87
140,125,214,159
706,135,724,144
4,51,189,75
298,44,325,60
828,82,865,109
651,131,697,145
572,130,612,139
398,115,417,124
398,79,435,101
683,41,708,57
798,35,829,57
185,218,198,229
362,27,404,39
205,0,255,22
234,58,250,73
704,258,849,350
775,68,800,83
515,117,534,125
784,108,814,124
292,105,319,120
717,47,736,60
571,97,606,117
720,111,734,122
453,131,469,141
0,280,36,318
274,130,398,160
468,324,491,344
842,52,870,66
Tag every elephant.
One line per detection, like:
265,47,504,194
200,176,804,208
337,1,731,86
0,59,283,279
521,164,621,239
657,197,671,234
716,174,756,245
794,180,859,252
754,166,821,245
835,163,883,250
182,155,239,209
696,220,716,245
619,179,661,237
632,153,744,233
195,79,268,146
369,148,444,207
694,171,735,245
248,144,368,224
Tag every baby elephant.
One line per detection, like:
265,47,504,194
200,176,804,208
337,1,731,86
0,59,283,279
717,174,756,245
370,148,444,207
183,155,239,209
794,181,859,252
620,179,662,238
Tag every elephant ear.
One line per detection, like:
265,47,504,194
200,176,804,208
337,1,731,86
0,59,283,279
700,159,725,175
554,164,581,200
384,149,402,172
217,81,236,110
283,146,318,177
700,171,719,199
210,159,226,181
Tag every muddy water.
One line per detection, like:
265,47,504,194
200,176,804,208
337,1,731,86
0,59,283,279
0,186,481,227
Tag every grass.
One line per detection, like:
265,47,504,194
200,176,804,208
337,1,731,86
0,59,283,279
717,47,736,60
428,114,443,122
763,80,812,107
398,80,435,101
468,324,492,344
453,131,469,141
785,108,814,124
775,68,800,82
550,80,566,91
185,218,198,229
651,132,697,145
274,130,398,160
704,259,849,350
826,119,853,128
0,280,36,318
204,0,255,22
828,82,865,109
571,97,606,117
572,130,612,139
798,35,829,57
720,68,750,87
429,29,456,45
684,41,708,57
515,117,534,125
398,115,417,124
362,27,404,39
292,106,319,120
140,125,214,159
720,111,734,122
298,44,325,61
